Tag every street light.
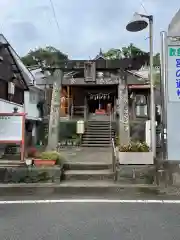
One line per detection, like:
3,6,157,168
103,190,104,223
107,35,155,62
126,12,156,158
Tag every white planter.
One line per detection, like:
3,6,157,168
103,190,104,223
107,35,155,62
25,158,32,166
118,152,154,165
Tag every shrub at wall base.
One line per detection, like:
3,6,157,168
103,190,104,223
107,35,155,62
33,151,62,166
118,142,153,165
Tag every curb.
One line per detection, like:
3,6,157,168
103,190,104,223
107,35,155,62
0,183,160,196
0,183,158,188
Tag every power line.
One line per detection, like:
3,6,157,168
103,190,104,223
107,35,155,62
140,0,148,14
49,0,61,36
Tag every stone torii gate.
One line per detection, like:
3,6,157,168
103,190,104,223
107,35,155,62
44,57,149,150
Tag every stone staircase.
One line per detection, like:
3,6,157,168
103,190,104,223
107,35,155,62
63,161,114,186
61,147,115,188
82,120,115,147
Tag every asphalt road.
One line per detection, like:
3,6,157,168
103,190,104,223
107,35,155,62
0,202,180,239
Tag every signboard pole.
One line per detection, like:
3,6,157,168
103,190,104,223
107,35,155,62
160,31,168,160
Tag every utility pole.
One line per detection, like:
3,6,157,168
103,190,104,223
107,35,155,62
47,69,63,150
118,70,130,145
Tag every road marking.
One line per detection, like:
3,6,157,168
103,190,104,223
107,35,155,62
0,199,180,204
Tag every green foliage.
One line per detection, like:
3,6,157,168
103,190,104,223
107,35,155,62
103,48,122,59
102,44,160,69
102,43,148,60
39,151,62,165
119,141,150,152
21,46,68,67
153,72,160,86
153,53,160,67
122,43,147,58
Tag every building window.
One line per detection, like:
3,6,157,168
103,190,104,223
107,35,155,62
29,91,37,103
135,94,148,117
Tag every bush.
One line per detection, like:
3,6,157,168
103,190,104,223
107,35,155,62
119,141,150,152
39,151,63,165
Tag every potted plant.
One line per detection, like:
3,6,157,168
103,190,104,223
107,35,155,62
118,141,153,165
34,151,62,166
72,134,81,146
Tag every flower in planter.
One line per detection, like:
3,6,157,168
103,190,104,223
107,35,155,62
27,147,38,158
36,151,63,165
119,141,149,152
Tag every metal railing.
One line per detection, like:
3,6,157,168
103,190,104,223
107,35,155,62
70,105,87,120
109,111,112,143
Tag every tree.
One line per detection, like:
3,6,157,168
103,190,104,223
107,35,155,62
21,46,68,67
102,48,122,59
122,43,147,58
153,72,160,86
153,53,160,67
102,43,148,60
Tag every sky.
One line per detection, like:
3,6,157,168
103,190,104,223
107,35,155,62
0,0,179,59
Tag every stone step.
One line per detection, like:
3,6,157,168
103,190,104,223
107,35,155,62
0,160,24,167
87,125,111,127
56,181,158,195
85,130,113,134
1,154,21,161
83,135,111,138
64,170,114,181
82,140,111,144
88,126,111,129
83,137,111,141
87,125,111,128
81,143,111,147
88,124,111,127
88,121,111,124
84,131,114,134
64,162,112,171
82,142,111,144
85,129,112,133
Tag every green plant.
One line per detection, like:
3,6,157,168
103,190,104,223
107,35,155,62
71,134,78,139
39,151,62,165
119,141,150,152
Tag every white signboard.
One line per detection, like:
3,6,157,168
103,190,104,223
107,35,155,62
167,46,180,102
0,115,23,141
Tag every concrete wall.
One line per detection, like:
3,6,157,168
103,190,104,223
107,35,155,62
24,90,40,120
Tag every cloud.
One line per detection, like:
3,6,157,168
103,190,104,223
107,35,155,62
10,22,39,42
0,0,179,58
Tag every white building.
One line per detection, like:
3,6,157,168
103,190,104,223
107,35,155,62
0,34,45,147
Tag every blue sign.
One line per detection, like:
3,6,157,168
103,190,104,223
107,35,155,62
168,47,180,102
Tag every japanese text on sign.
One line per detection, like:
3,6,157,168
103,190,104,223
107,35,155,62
168,47,180,101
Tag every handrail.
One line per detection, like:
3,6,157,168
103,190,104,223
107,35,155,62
109,112,112,143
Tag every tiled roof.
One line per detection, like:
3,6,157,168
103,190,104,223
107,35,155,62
0,34,35,86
